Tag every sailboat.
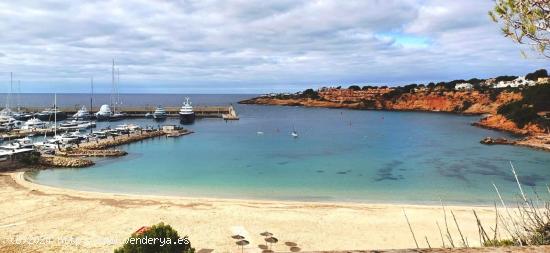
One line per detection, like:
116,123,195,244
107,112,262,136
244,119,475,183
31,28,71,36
96,60,125,121
110,63,125,121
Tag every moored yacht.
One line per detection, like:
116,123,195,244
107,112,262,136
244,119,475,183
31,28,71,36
73,106,92,120
95,104,112,121
179,97,195,124
152,106,167,121
36,107,67,121
21,118,47,130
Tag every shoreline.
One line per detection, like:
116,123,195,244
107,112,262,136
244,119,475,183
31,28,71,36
18,171,494,208
0,171,502,252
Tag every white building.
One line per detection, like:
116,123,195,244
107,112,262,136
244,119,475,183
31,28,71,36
493,76,536,88
454,83,473,90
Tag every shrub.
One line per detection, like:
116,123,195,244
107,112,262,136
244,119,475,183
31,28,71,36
348,85,361,91
114,223,194,253
497,101,539,128
300,89,320,99
525,69,548,81
483,239,515,247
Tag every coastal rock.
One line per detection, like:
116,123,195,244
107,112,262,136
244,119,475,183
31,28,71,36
39,156,94,168
474,114,546,135
480,137,514,145
240,90,522,115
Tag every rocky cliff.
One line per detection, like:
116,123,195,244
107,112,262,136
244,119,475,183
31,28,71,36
240,89,522,115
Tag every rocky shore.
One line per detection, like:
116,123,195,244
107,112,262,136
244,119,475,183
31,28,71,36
39,155,95,168
78,130,166,150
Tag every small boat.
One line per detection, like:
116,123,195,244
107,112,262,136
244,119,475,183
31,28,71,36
59,120,96,131
257,131,264,135
109,112,126,121
179,97,195,124
152,106,167,121
291,131,298,138
72,106,92,120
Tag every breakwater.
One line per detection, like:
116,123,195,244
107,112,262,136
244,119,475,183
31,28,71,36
78,130,167,150
19,105,239,119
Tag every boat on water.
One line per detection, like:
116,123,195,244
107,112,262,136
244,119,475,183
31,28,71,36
72,106,92,120
36,107,67,121
13,112,34,121
152,106,167,121
291,131,299,138
179,97,195,124
21,118,47,130
59,120,96,131
95,104,112,121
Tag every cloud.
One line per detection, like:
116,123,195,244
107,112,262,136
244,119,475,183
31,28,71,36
0,0,547,93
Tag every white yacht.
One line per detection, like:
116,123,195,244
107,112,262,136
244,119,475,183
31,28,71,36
21,118,47,130
179,97,195,124
95,104,112,121
152,106,167,121
73,106,91,120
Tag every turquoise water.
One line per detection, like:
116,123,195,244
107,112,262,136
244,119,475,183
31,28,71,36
29,103,550,204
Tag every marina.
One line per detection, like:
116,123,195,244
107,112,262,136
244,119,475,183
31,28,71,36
10,105,238,119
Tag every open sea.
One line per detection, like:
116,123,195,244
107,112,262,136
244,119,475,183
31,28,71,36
6,94,550,205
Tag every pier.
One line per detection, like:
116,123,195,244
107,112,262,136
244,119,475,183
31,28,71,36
19,105,239,119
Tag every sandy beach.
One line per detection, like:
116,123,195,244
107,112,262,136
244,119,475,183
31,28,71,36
0,172,506,252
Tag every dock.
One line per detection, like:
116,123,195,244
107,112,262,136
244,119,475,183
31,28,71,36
19,105,239,119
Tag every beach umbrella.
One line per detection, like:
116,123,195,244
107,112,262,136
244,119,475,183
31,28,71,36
290,246,301,252
260,231,273,237
285,242,297,247
231,235,245,240
261,250,274,253
236,240,249,253
264,237,278,249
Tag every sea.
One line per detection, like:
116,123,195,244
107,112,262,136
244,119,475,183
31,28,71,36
4,94,549,205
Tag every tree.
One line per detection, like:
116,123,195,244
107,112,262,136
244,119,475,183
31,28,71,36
114,223,194,253
489,0,550,57
525,69,548,81
348,85,361,91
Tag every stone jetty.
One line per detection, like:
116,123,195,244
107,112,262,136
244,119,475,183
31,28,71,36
78,130,166,150
57,149,128,157
39,155,95,168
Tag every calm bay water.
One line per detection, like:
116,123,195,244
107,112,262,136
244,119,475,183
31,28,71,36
22,94,550,204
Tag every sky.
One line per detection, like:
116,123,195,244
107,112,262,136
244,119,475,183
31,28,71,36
0,0,548,94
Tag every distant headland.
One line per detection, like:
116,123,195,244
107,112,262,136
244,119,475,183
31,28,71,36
240,69,550,151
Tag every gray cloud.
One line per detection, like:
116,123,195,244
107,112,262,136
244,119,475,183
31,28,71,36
0,0,547,93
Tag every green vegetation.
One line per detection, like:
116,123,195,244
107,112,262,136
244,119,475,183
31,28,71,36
114,223,194,253
525,69,548,81
348,85,361,91
490,0,550,57
497,83,550,127
299,88,320,99
19,152,40,165
482,239,515,247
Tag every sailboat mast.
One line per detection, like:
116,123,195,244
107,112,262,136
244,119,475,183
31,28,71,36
117,68,120,108
7,72,12,112
90,77,94,134
111,59,115,113
17,80,21,112
54,93,57,136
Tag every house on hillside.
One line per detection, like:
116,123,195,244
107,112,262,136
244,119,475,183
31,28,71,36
494,76,536,88
454,83,473,91
537,77,550,84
